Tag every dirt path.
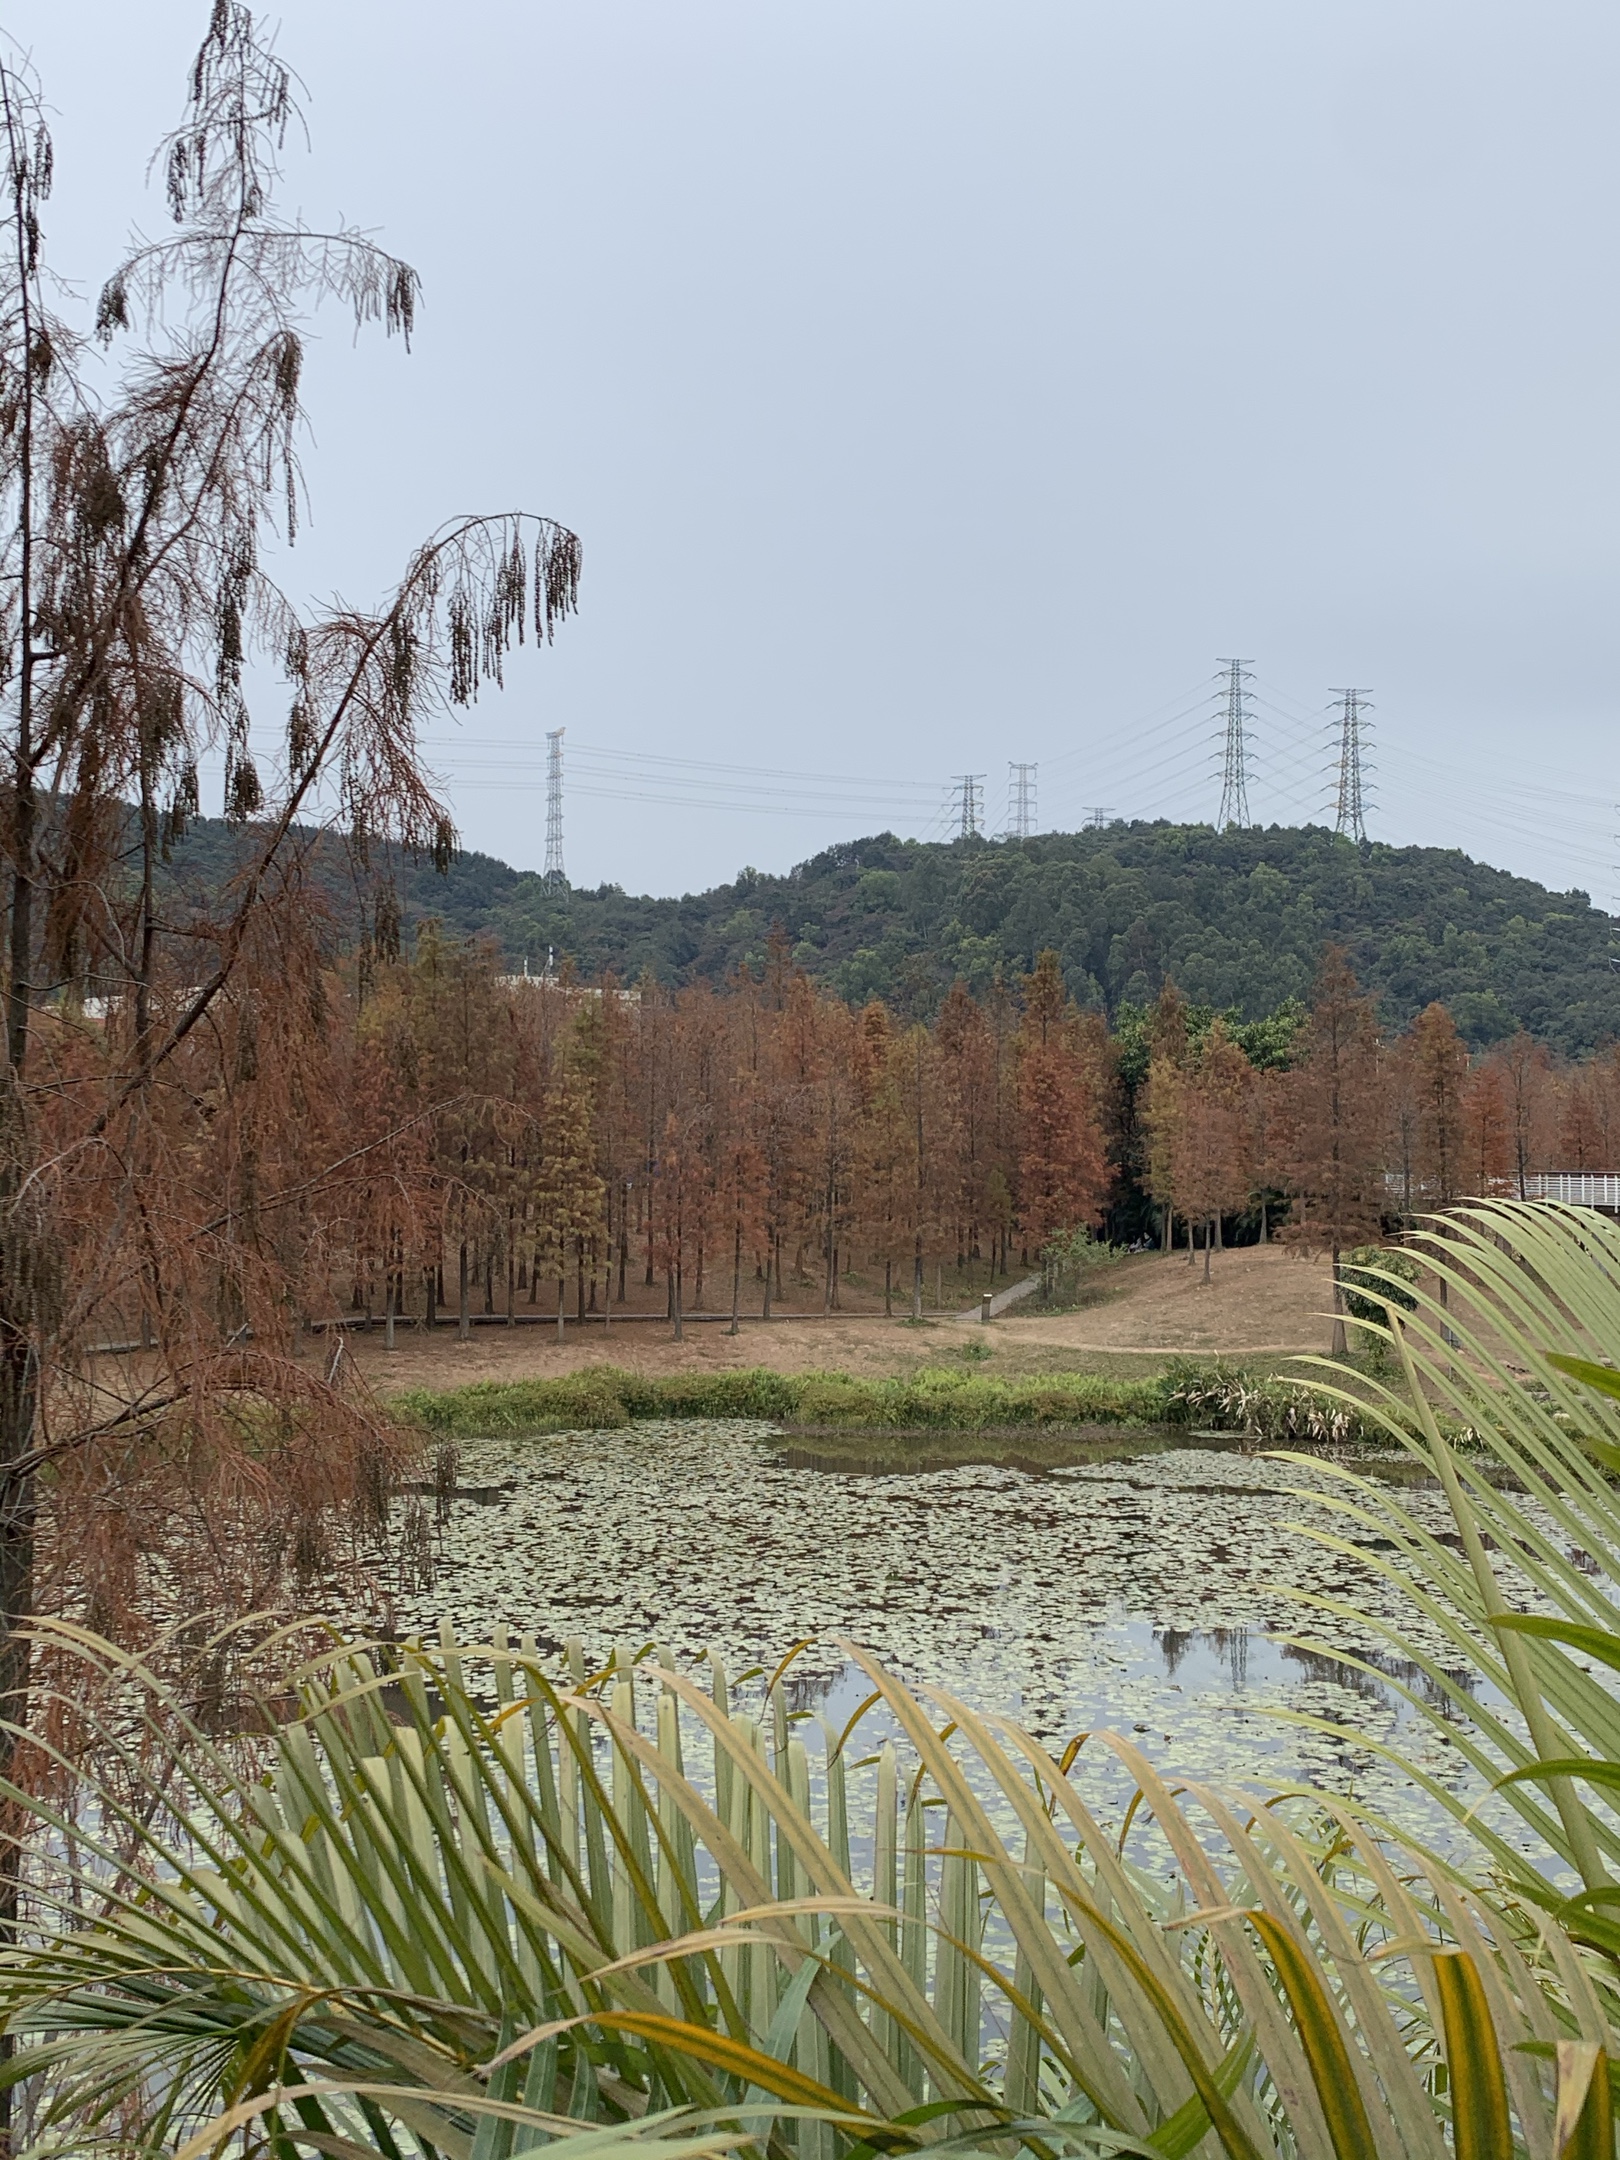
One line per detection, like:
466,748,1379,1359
339,1245,1336,1395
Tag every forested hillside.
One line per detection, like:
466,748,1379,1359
173,817,1620,1053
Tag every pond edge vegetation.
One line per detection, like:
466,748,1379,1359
391,1356,1394,1451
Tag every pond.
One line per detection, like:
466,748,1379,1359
386,1416,1562,1863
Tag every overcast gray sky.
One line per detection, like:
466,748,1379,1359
18,1,1620,900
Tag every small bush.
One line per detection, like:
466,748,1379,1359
627,1368,801,1421
393,1371,633,1438
1341,1244,1422,1327
1038,1225,1125,1307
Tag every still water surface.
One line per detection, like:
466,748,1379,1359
388,1417,1527,1852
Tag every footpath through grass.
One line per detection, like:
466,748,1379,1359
393,1358,1388,1446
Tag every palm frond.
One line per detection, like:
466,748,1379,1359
0,1611,1594,2159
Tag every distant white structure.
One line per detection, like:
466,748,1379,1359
1522,1173,1620,1209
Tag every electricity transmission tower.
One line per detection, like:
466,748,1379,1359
951,774,985,840
1007,762,1037,838
1328,688,1373,842
543,727,566,884
1085,806,1116,829
1215,658,1254,827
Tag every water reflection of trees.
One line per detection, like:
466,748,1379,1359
1154,1625,1476,1717
1282,1641,1476,1714
1157,1627,1249,1688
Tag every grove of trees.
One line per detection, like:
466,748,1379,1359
314,934,1620,1354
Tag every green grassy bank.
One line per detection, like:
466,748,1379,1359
393,1357,1384,1446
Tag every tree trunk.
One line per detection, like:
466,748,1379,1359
729,1226,742,1336
0,1235,37,2150
458,1240,470,1341
1330,1239,1347,1357
912,1243,923,1321
1202,1219,1212,1283
673,1264,684,1342
884,1256,892,1318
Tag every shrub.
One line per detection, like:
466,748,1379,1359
647,1368,802,1420
1341,1242,1422,1326
393,1371,633,1438
1038,1224,1125,1306
790,1373,887,1426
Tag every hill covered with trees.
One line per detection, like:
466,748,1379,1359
169,815,1620,1052
366,820,1620,1054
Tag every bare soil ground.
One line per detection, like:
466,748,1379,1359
339,1245,1338,1395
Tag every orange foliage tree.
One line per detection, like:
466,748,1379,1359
1406,1003,1472,1204
1168,1019,1254,1282
1278,948,1387,1352
0,0,584,1927
1014,951,1110,1259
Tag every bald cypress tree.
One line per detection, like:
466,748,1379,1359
1280,948,1387,1353
1015,951,1109,1259
0,2,580,2017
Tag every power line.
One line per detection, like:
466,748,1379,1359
407,679,1617,898
1215,658,1255,828
1328,688,1373,843
1085,806,1117,828
544,728,566,885
1007,762,1037,838
951,774,985,840
1042,698,1219,825
1040,678,1218,772
424,735,943,797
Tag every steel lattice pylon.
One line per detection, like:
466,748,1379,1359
543,727,566,884
1215,658,1254,827
1329,688,1373,843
